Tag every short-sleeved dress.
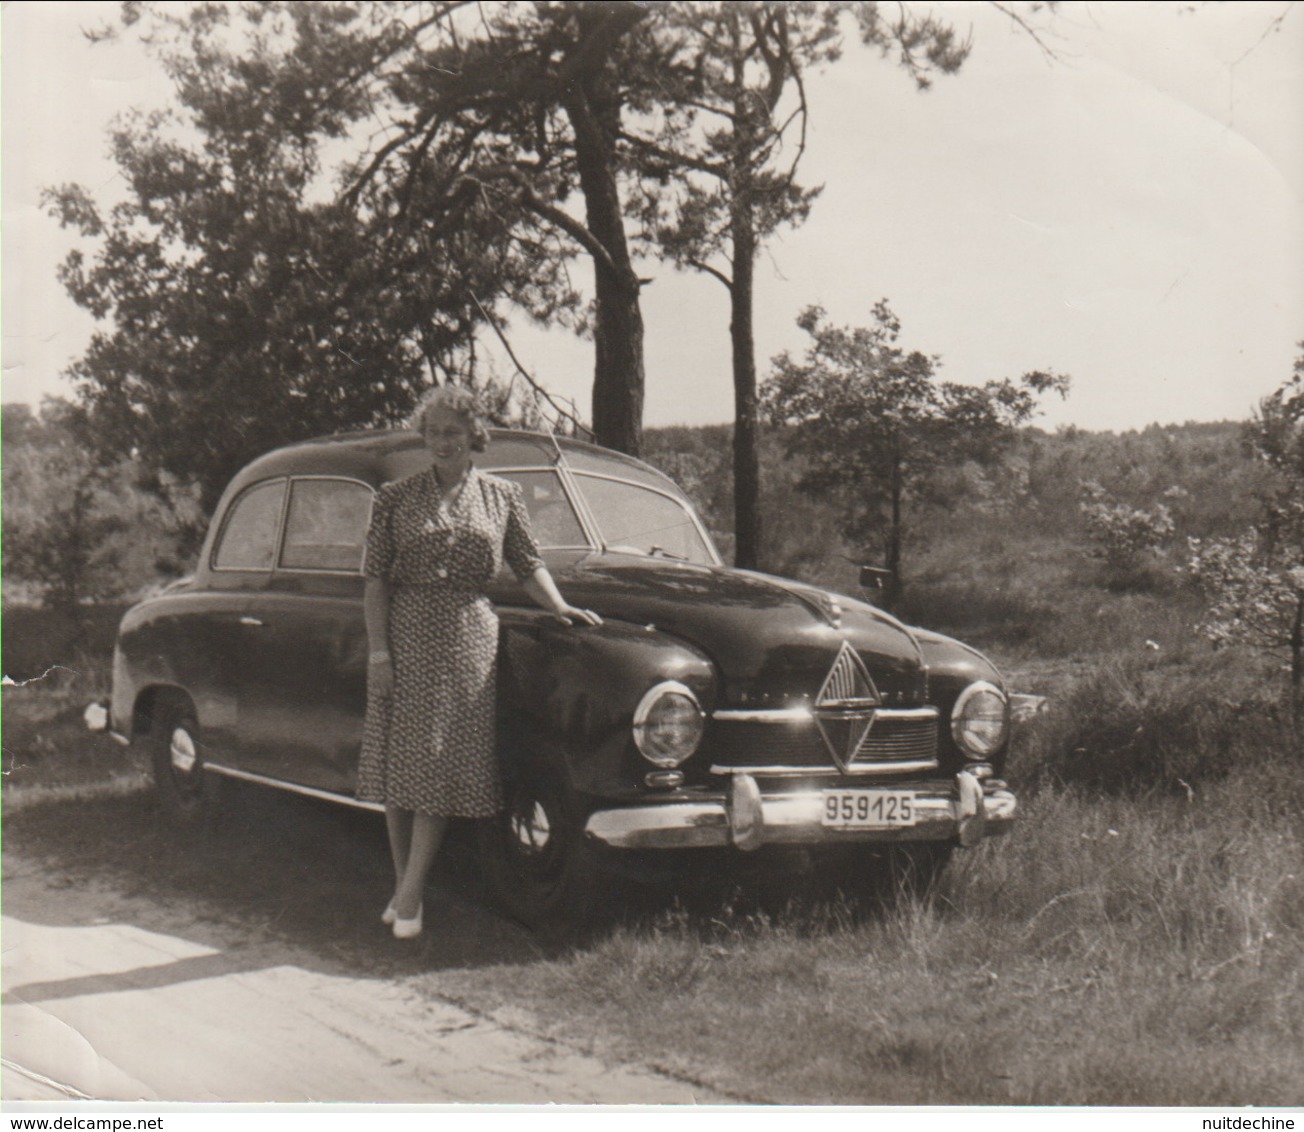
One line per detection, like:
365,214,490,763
357,466,543,817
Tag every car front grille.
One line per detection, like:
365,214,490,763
708,712,939,772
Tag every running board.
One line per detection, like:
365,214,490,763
204,762,384,813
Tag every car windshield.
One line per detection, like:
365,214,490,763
573,473,716,565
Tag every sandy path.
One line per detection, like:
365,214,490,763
1,863,720,1105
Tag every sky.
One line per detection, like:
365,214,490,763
3,0,1302,435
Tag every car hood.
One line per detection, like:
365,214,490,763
543,554,930,709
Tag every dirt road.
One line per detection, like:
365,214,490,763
1,847,722,1105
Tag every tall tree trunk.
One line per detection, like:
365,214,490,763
730,198,761,570
1291,590,1303,752
560,17,645,458
886,452,904,609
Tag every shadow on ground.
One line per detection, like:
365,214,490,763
4,772,901,986
3,781,552,980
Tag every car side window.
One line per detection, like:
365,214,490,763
280,479,373,572
490,470,588,548
212,480,286,571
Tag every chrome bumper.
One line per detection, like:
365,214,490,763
584,771,1015,851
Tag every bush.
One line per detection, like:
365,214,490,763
1079,480,1175,591
1009,651,1292,795
2,602,128,682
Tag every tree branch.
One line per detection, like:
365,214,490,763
469,291,592,438
685,257,733,290
618,130,726,179
987,1,1062,64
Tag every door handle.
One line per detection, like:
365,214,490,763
239,616,266,627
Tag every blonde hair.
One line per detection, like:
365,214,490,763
410,385,490,452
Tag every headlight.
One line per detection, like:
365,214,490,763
951,681,1009,758
633,681,705,767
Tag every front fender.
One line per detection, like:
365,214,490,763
496,609,717,799
913,627,1009,772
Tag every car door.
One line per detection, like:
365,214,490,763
198,476,288,762
234,477,372,794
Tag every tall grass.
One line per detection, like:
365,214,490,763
432,742,1303,1104
1009,649,1296,793
8,419,1302,1104
425,649,1304,1105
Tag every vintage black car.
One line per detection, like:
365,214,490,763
107,428,1021,924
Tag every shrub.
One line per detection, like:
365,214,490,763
1078,480,1175,590
1010,651,1291,795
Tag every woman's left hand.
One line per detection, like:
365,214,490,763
552,604,602,627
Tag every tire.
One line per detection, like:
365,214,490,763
148,697,222,827
476,758,608,934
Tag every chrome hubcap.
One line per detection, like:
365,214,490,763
169,727,197,774
511,801,552,855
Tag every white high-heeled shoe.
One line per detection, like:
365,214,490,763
382,898,398,927
393,904,423,940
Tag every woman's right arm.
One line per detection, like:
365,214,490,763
364,575,394,698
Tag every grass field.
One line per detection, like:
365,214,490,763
414,644,1303,1106
4,603,1301,1106
4,422,1302,1105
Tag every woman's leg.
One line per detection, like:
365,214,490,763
384,805,414,896
394,812,449,919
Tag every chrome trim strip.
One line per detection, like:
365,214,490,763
710,758,939,777
713,707,813,723
712,706,938,723
555,462,608,556
585,802,730,849
204,762,384,812
480,464,565,475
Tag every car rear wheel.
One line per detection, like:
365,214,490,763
476,759,609,934
149,698,222,826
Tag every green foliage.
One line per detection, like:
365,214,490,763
51,1,670,508
1010,651,1293,795
1078,479,1175,590
763,301,1069,601
2,402,200,613
1188,532,1304,744
1185,349,1304,738
1189,534,1304,653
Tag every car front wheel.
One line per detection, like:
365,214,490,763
476,759,608,933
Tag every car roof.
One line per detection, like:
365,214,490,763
225,427,682,495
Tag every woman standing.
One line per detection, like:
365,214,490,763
358,387,600,939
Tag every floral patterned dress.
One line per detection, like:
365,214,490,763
357,467,543,816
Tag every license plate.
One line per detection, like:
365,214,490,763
822,790,917,829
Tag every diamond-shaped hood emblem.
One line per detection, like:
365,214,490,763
813,642,881,772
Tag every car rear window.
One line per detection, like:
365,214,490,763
212,480,286,571
279,478,373,572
